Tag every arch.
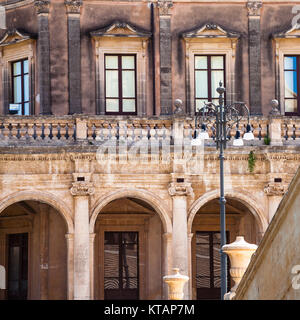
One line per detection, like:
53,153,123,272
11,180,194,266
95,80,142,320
90,188,172,234
0,190,74,233
187,189,268,234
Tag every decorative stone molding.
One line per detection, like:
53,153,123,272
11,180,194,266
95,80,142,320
157,0,173,16
264,182,286,196
65,0,82,14
247,1,262,17
34,0,50,14
168,181,193,197
70,173,95,196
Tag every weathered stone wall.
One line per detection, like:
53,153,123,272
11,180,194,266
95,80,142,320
235,166,300,300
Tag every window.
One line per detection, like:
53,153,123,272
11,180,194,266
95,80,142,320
196,231,230,300
195,55,225,112
105,54,137,115
104,232,139,300
11,58,30,115
284,55,300,115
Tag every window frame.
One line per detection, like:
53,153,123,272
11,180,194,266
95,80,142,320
194,54,226,112
11,58,30,116
283,55,300,116
104,54,137,115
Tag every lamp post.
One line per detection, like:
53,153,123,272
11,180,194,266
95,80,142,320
192,82,254,300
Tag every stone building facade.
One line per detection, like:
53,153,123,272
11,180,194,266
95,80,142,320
0,0,299,300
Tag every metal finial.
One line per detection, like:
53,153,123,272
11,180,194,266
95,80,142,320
216,81,226,95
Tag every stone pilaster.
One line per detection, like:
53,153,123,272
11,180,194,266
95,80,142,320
65,0,82,114
264,181,287,222
158,0,173,115
65,233,74,300
247,1,262,115
168,174,193,299
162,232,172,299
70,173,94,300
89,233,96,300
35,0,51,115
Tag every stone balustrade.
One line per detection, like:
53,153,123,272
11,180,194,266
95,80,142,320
0,114,299,147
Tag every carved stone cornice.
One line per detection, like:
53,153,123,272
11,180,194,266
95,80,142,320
264,182,286,196
65,0,82,14
157,0,173,16
70,181,95,197
34,0,50,14
247,1,262,17
168,181,193,197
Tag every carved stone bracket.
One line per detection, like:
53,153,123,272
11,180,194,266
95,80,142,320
34,0,50,14
65,0,82,14
70,172,94,196
168,182,193,197
247,1,262,17
264,182,286,196
70,181,95,197
157,0,173,16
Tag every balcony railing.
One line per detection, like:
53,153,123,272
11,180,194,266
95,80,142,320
0,115,299,147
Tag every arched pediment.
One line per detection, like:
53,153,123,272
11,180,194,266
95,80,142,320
182,22,240,40
90,21,151,39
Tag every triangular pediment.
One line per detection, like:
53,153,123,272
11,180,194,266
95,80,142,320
273,23,300,39
90,21,151,38
0,29,34,47
182,22,240,39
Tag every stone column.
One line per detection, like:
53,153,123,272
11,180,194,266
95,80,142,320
247,1,262,115
65,233,74,300
39,204,49,300
158,0,173,115
70,173,95,300
162,232,172,299
89,233,96,300
0,233,6,299
65,0,82,114
168,175,193,299
34,0,51,114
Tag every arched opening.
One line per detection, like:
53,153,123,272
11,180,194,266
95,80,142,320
191,197,261,300
0,200,68,300
93,197,164,300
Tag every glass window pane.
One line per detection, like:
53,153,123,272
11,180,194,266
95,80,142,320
122,71,135,98
211,56,224,69
105,56,118,69
24,74,29,102
285,99,298,113
106,99,119,112
24,103,30,116
195,56,207,69
195,71,208,98
13,62,21,76
122,56,135,69
211,70,224,98
14,76,22,103
106,70,119,97
285,71,297,98
23,59,29,74
284,56,297,70
123,99,135,112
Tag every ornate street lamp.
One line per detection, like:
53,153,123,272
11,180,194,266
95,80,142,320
192,82,254,299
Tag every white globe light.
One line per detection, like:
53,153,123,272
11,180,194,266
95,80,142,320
233,138,244,147
243,131,255,141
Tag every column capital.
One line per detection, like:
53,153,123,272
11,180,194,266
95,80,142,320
247,1,262,17
168,181,193,197
70,181,94,197
34,0,50,14
157,0,173,16
65,0,82,15
264,182,286,196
